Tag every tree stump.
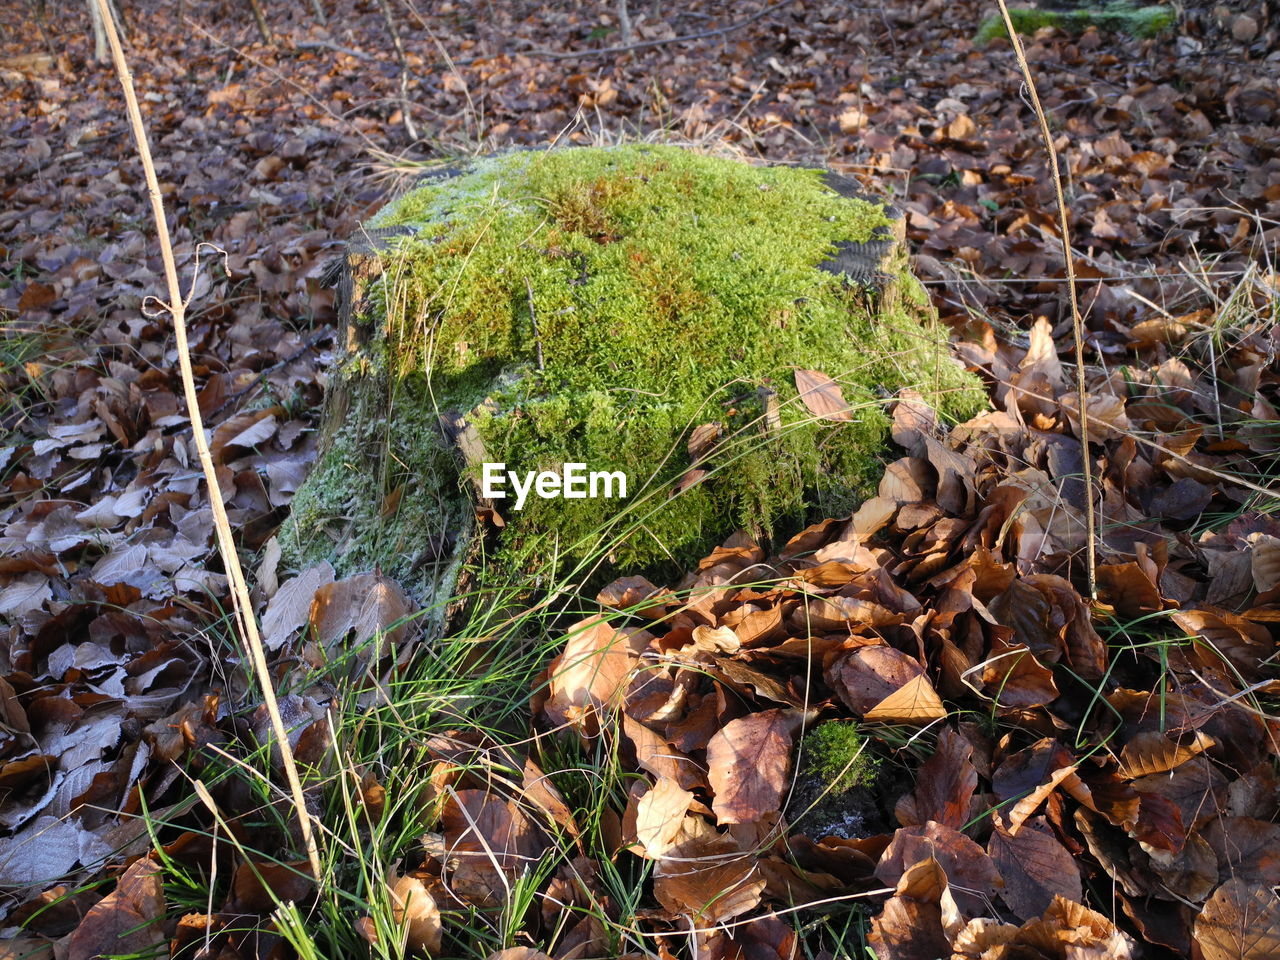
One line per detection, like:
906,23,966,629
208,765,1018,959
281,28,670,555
281,145,984,634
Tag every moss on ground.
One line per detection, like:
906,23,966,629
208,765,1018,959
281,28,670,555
284,144,985,594
801,721,880,793
977,3,1175,44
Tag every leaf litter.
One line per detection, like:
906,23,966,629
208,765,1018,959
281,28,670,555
1,0,1278,956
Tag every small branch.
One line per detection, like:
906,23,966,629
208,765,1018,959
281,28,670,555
994,0,1098,600
525,0,790,61
245,0,273,45
93,0,322,881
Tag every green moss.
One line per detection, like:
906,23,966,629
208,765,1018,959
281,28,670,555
286,145,986,592
800,721,879,793
976,3,1174,44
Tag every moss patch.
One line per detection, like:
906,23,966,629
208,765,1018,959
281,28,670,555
784,721,899,839
977,3,1175,44
284,145,985,595
800,721,880,793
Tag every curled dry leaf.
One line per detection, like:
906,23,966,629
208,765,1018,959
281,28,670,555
794,368,853,421
389,871,443,957
595,575,667,614
706,709,798,824
1118,730,1216,779
635,776,695,858
690,624,741,655
544,617,636,731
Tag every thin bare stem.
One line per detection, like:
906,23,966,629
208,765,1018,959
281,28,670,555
994,0,1098,599
93,0,322,881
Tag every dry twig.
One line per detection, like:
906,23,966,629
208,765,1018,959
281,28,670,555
93,0,322,881
994,0,1098,599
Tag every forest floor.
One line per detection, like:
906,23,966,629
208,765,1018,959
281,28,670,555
1,1,1279,958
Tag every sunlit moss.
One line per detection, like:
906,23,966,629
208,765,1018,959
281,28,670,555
801,721,879,793
284,145,986,590
977,3,1175,44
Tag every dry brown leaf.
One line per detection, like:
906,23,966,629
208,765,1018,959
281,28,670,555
1195,880,1280,960
890,389,936,458
895,726,976,830
989,816,1081,921
652,818,764,923
1008,764,1079,834
706,709,798,824
545,617,636,730
1022,896,1136,958
701,914,797,960
980,636,1059,709
1118,730,1216,779
309,571,414,658
869,857,957,960
229,859,315,913
389,871,443,956
635,776,695,857
623,714,706,792
66,858,165,960
595,575,667,614
520,758,579,842
829,645,935,717
1061,390,1130,442
1145,830,1218,902
690,624,741,654
260,561,335,651
875,821,1002,917
687,422,722,463
864,675,946,723
794,368,853,421
1248,533,1280,593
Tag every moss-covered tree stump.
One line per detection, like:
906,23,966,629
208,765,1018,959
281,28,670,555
282,145,983,630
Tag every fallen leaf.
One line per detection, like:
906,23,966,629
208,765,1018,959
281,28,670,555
635,776,694,857
309,571,415,659
895,726,976,830
545,617,636,730
389,871,443,956
66,858,165,960
706,709,798,824
1195,879,1280,960
1118,730,1215,779
794,368,853,421
989,816,1081,920
260,561,335,651
826,642,948,723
